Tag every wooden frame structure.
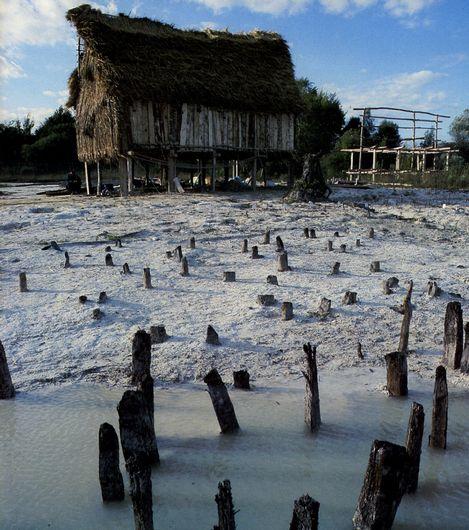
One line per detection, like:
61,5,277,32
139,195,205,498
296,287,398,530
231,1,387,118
341,107,457,181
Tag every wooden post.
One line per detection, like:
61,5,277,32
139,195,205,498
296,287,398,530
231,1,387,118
105,253,114,266
443,301,463,369
276,236,284,252
131,330,152,385
251,246,263,259
206,325,221,345
263,230,270,244
122,263,131,274
241,239,248,253
353,440,408,530
98,291,107,304
460,322,469,373
339,244,346,253
385,351,408,396
214,480,236,530
281,302,293,321
368,228,375,238
428,366,448,449
99,423,125,502
257,294,275,306
290,494,320,530
84,161,90,195
303,228,309,238
203,369,239,433
19,272,28,292
149,325,168,344
309,229,316,239
331,262,341,275
126,457,154,530
64,251,71,269
136,374,158,460
327,240,333,251
143,268,153,289
174,245,183,262
398,281,413,353
189,237,196,249
266,275,278,285
96,161,101,196
405,402,425,494
223,271,236,283
370,261,380,272
277,251,291,271
233,369,250,390
342,291,357,305
0,340,15,399
302,343,320,431
180,256,189,276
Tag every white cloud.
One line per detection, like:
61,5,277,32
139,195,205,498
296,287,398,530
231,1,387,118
324,70,446,113
0,55,26,79
384,0,434,17
43,89,69,105
191,0,310,15
0,105,54,125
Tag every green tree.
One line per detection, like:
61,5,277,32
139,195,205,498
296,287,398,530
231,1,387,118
449,109,469,162
295,78,345,156
0,117,34,168
373,120,401,148
420,129,435,148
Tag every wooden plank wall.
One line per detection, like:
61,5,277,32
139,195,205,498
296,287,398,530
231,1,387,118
128,101,295,151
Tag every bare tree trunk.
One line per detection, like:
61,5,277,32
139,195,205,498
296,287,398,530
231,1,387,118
385,351,408,396
99,423,125,502
0,340,15,399
428,366,448,449
131,330,152,385
405,402,425,493
302,343,320,431
203,369,239,433
290,494,320,530
214,480,236,530
443,301,463,369
352,440,408,530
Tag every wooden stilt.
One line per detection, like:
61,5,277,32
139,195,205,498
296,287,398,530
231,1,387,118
443,301,463,369
19,272,28,292
302,343,320,431
131,330,152,385
405,402,425,494
84,161,90,195
290,494,320,530
96,161,101,196
214,479,236,530
203,369,239,433
428,366,448,449
398,281,413,353
233,369,250,390
99,423,125,502
385,351,408,396
143,268,153,289
127,458,154,530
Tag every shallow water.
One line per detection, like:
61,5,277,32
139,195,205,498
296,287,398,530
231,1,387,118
0,370,468,529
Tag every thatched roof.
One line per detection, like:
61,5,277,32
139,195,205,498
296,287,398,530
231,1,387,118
66,4,302,114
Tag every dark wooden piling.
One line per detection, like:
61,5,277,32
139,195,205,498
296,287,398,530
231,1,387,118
357,341,364,360
105,245,112,252
460,322,469,373
266,275,278,285
282,302,293,321
122,262,131,274
149,325,168,344
398,281,413,353
64,251,71,268
356,239,361,247
309,229,316,239
116,238,122,248
98,291,107,304
189,237,196,249
137,373,155,432
278,251,291,272
206,325,221,345
302,343,320,431
79,295,87,304
143,268,153,289
180,256,189,276
174,245,183,262
340,244,346,253
252,245,263,259
223,271,236,282
93,308,104,320
385,351,408,396
427,281,441,298
263,230,271,244
131,330,152,385
214,479,236,530
290,494,320,530
428,365,448,449
257,294,276,306
343,291,357,305
105,253,114,266
368,228,375,238
315,297,331,318
98,423,125,502
370,261,380,272
303,228,310,238
405,402,425,494
126,456,154,530
331,262,340,275
352,440,408,530
327,240,333,251
204,369,239,433
276,235,284,252
0,340,15,399
19,272,28,292
443,301,463,369
241,239,248,253
233,369,250,390
333,231,339,237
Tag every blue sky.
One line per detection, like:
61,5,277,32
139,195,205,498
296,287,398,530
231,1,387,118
0,0,467,139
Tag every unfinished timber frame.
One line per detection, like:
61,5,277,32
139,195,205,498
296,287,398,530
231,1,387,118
66,5,301,195
341,107,458,181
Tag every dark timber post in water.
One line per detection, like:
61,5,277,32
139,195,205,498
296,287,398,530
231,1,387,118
429,366,448,449
19,272,28,292
352,440,408,530
98,423,125,502
0,340,15,399
290,494,320,530
131,330,152,385
137,374,155,435
126,456,154,530
143,268,153,289
405,402,425,494
233,369,250,390
443,301,463,369
203,369,239,433
302,343,320,431
385,351,408,396
399,280,413,353
214,479,236,530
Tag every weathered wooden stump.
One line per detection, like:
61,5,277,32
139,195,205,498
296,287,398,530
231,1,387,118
131,330,152,385
251,245,263,259
276,235,284,252
370,261,380,272
352,440,408,530
460,322,469,373
339,244,346,253
343,291,357,305
257,294,276,306
368,228,375,238
382,281,392,295
303,343,320,431
203,369,239,433
180,256,189,276
105,253,114,266
356,239,361,247
290,494,320,530
266,275,278,285
278,251,291,272
64,251,71,268
333,231,339,237
98,422,125,502
357,341,364,360
427,281,441,298
0,340,15,399
263,229,271,244
385,351,408,396
385,276,399,290
241,239,248,253
428,365,448,449
136,374,157,450
214,479,236,530
206,325,221,345
93,308,104,320
122,262,131,274
97,291,107,304
398,280,413,353
233,369,250,390
331,262,340,275
79,295,88,304
314,298,331,318
126,456,154,530
105,245,112,252
309,229,316,239
116,238,122,248
189,236,196,249
49,240,61,251
223,271,236,282
149,325,168,344
117,390,159,466
405,402,425,494
282,302,294,321
327,240,333,251
443,301,463,369
165,250,172,258
303,227,310,238
174,245,183,262
143,268,153,289
19,272,28,292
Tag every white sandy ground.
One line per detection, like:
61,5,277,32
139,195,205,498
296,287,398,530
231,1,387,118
0,184,468,391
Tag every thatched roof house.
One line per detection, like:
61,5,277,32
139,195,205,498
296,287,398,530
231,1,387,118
66,4,301,192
